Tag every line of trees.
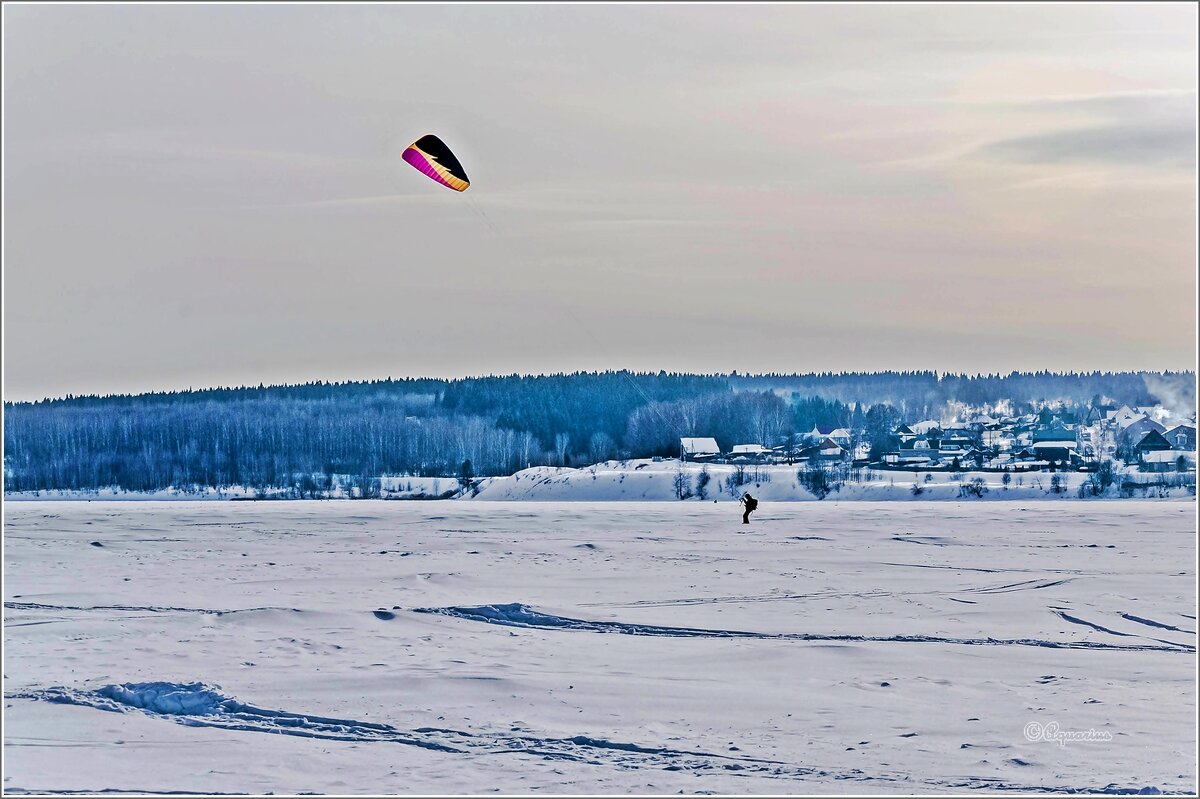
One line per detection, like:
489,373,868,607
731,370,1191,419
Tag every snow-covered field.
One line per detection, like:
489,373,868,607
467,461,1194,502
3,501,1196,794
5,459,1196,503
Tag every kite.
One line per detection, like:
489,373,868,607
402,134,470,192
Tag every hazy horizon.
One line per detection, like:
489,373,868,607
4,3,1197,403
6,366,1196,407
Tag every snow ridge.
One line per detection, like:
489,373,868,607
12,682,1181,794
4,601,291,617
414,603,1196,654
13,683,459,752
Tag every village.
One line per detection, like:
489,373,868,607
679,403,1198,475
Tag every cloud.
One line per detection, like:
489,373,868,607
974,90,1197,169
978,120,1195,168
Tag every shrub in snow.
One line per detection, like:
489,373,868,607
724,475,740,498
957,478,988,498
798,467,832,500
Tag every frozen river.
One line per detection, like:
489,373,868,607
3,500,1196,794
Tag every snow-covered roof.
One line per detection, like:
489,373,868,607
679,437,720,455
1115,408,1147,428
911,421,941,434
809,426,847,437
1031,441,1077,450
730,444,769,454
1141,450,1193,463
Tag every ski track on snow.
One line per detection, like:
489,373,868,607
4,601,296,617
9,682,1184,795
412,603,1196,654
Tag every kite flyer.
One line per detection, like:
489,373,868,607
740,492,758,524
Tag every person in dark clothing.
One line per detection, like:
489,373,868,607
740,492,758,524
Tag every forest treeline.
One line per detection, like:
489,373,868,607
4,370,1192,492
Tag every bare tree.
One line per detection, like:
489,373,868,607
554,432,571,467
673,469,693,500
588,431,616,465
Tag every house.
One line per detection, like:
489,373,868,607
941,429,980,450
895,424,917,445
679,437,720,462
1165,425,1197,451
805,426,851,448
1111,405,1146,429
891,437,938,466
1032,425,1076,444
1030,440,1077,467
1139,448,1194,473
955,448,988,469
827,428,852,447
811,438,848,463
1012,448,1051,469
1117,417,1166,450
936,429,974,460
1134,430,1173,457
729,444,770,463
982,428,1012,449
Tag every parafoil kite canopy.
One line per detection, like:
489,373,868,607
402,134,470,192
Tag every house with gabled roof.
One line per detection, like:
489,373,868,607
729,444,770,463
1111,405,1146,429
894,436,938,465
1138,430,1191,472
1030,440,1078,467
804,426,851,448
1165,425,1196,451
1117,417,1166,450
810,438,849,463
1140,449,1194,472
1135,429,1172,456
1033,425,1076,444
679,437,720,462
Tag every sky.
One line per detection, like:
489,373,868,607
3,3,1197,402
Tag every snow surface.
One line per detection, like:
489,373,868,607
3,501,1195,794
465,461,1191,502
5,460,1193,504
3,476,457,503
